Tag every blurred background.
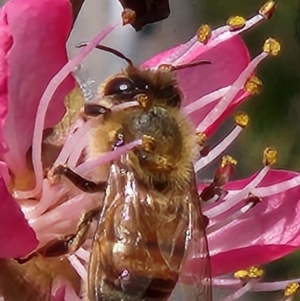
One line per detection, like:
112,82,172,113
1,0,300,299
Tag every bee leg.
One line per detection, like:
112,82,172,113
16,207,102,262
52,165,106,193
84,103,111,117
40,207,101,257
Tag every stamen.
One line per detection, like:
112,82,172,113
254,174,300,197
214,155,237,186
142,1,274,69
259,1,276,19
30,21,121,196
196,132,207,148
234,266,264,280
219,282,253,301
234,112,249,128
54,120,91,166
67,130,90,168
207,201,253,234
204,165,270,218
194,124,244,173
183,86,230,116
172,7,269,65
244,76,263,95
196,52,268,133
217,267,264,301
263,38,281,56
285,282,299,298
75,140,142,175
68,254,87,281
197,24,212,44
214,278,300,301
263,147,277,166
75,247,90,262
111,101,140,111
24,180,68,219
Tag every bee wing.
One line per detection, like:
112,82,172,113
88,163,153,299
168,180,212,301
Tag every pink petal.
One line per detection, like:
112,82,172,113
0,176,38,258
0,10,11,155
1,0,75,175
210,245,297,277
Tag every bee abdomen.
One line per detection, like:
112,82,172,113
95,276,177,301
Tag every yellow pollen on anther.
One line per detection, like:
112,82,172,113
248,266,264,278
259,1,276,19
227,16,246,31
158,64,174,72
263,147,277,166
284,282,300,297
122,9,136,25
244,76,263,95
221,155,237,168
234,269,249,279
234,266,264,280
197,24,212,45
142,135,157,152
136,94,151,110
235,112,249,127
263,38,281,56
196,132,207,147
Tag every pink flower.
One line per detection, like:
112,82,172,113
0,0,299,300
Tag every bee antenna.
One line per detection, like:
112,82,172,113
172,60,211,71
76,42,134,66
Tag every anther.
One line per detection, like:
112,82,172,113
263,147,277,166
235,112,249,128
155,156,174,171
142,135,157,152
227,16,246,31
134,94,151,110
234,266,264,280
234,269,249,279
221,155,237,168
213,155,237,187
284,282,300,297
248,266,264,278
259,1,276,19
197,24,212,45
122,9,136,25
114,132,125,147
244,76,263,95
158,64,174,72
263,38,281,56
245,193,261,208
196,132,207,147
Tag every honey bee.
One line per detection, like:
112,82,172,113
21,45,212,301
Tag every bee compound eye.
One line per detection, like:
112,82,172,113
104,77,135,97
